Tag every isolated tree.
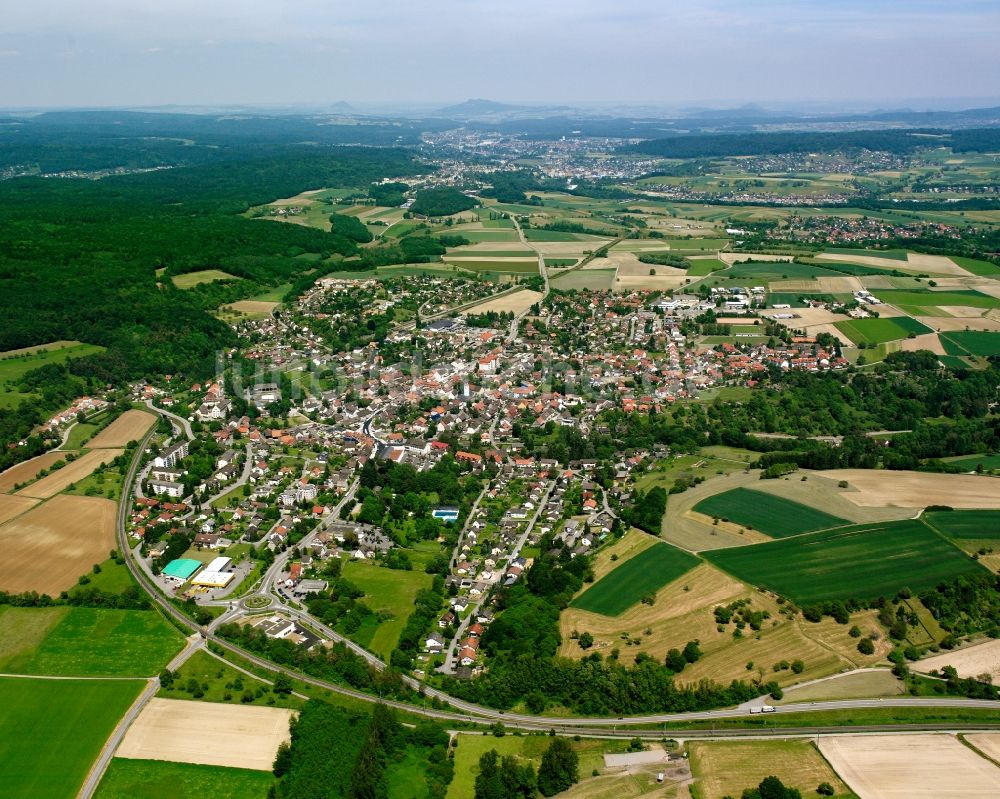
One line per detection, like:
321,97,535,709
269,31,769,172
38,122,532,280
537,737,579,796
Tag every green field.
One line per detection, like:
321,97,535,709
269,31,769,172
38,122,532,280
942,453,1000,472
524,229,600,242
570,541,701,616
873,289,1000,309
705,519,986,605
825,248,909,261
834,315,932,345
687,258,728,276
0,606,182,677
940,331,1000,356
0,676,143,799
923,510,1000,539
340,561,433,658
442,259,539,273
171,269,238,289
951,256,1000,276
0,341,107,408
95,759,273,799
693,488,848,538
550,269,616,291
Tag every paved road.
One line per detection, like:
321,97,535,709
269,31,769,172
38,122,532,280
504,213,548,343
76,633,203,799
145,399,193,440
124,405,1000,733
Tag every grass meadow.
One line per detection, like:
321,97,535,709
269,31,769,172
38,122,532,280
923,509,1000,539
0,676,143,799
693,488,848,538
570,541,701,616
95,759,274,799
0,606,182,677
705,519,986,605
341,561,433,658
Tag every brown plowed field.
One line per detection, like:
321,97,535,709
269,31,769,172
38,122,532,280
15,449,123,499
87,410,155,448
0,495,116,595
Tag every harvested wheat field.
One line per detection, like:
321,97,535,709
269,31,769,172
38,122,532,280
116,698,295,771
15,449,123,499
818,253,966,276
464,289,543,316
914,638,1000,681
818,734,1000,799
920,315,1000,332
0,452,65,493
615,274,689,292
966,735,1000,766
87,410,155,448
222,300,278,317
777,669,903,703
0,495,39,525
900,333,945,354
0,495,116,595
690,740,849,799
819,469,1000,509
586,529,656,583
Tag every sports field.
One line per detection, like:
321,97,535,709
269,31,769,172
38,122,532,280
0,675,144,799
0,494,117,595
569,541,701,616
705,519,986,605
0,606,182,677
834,315,931,345
692,488,848,538
95,759,274,799
923,510,1000,539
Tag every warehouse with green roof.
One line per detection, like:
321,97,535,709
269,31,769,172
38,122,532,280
162,558,202,583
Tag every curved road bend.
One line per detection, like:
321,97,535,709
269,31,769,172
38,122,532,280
112,398,1000,731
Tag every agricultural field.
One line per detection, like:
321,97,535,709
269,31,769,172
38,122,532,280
0,494,117,595
0,675,144,799
570,541,701,616
778,669,904,703
876,289,1000,309
86,409,156,448
341,560,433,658
834,315,931,345
0,494,38,524
952,256,1000,276
170,269,238,289
550,268,616,291
818,734,1000,799
941,453,1000,472
462,289,543,316
940,330,1000,356
15,448,123,499
705,519,986,606
116,698,295,771
692,487,848,538
689,740,853,799
914,638,1000,681
923,509,1000,539
0,451,65,492
0,340,106,386
95,759,274,799
0,605,182,677
217,300,278,321
821,468,1000,509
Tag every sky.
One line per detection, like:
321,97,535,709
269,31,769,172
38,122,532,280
1,0,998,110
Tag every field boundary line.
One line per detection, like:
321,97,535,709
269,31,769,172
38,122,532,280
958,733,1000,769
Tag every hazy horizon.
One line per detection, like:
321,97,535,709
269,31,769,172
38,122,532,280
1,1,998,109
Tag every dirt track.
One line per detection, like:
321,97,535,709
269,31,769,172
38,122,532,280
0,494,116,595
116,698,295,771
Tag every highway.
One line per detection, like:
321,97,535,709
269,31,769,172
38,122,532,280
110,407,1000,737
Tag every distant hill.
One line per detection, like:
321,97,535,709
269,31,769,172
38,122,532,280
437,98,524,117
